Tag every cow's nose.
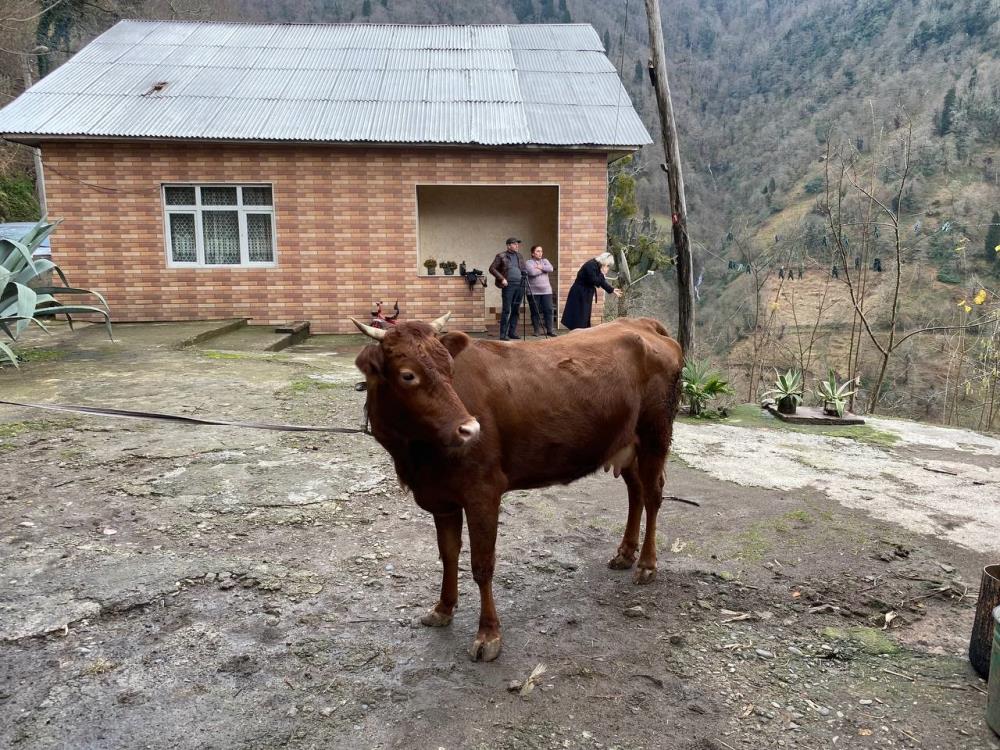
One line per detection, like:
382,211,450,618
456,419,480,444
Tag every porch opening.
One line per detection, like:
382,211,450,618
416,184,559,329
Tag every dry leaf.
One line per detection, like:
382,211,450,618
858,728,873,736
882,610,898,630
519,663,547,696
670,538,687,553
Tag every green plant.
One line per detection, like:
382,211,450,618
422,258,437,269
440,260,458,272
803,177,824,195
0,174,40,221
763,368,803,413
681,359,733,416
1,219,113,367
816,369,857,417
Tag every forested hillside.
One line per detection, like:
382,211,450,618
2,0,998,425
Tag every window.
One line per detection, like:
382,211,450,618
163,184,276,267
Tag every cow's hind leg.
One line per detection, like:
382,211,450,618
466,497,502,662
420,510,463,627
633,449,667,585
609,463,642,570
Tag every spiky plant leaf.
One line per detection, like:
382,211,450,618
0,220,112,365
0,340,18,367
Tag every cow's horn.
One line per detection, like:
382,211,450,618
429,312,451,333
350,318,386,341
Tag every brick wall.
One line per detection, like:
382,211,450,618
41,142,610,334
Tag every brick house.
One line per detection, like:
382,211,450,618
0,21,649,333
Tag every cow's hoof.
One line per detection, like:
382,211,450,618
632,567,657,585
419,608,454,627
608,552,636,570
468,635,502,662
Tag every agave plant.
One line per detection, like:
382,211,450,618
763,368,803,414
1,219,112,367
681,359,733,417
816,369,857,417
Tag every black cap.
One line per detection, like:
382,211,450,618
505,237,521,244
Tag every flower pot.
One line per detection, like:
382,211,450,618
822,400,842,417
425,268,436,275
970,564,1000,679
776,396,798,415
443,268,455,275
988,605,1000,736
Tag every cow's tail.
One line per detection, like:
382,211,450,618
662,363,683,458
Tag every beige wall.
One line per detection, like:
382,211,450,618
417,184,559,312
41,142,610,333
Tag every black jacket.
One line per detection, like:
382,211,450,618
488,250,526,288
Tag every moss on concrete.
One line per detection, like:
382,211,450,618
822,625,901,655
13,348,66,364
721,403,901,447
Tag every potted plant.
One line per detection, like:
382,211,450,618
816,369,857,417
763,368,803,414
681,359,733,417
423,258,437,276
440,260,458,276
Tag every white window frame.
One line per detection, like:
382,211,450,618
162,183,277,268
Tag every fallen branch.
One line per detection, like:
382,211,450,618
881,667,914,681
663,495,701,507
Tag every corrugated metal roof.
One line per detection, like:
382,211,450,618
0,21,650,148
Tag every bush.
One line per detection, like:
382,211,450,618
803,177,825,195
936,268,960,284
682,360,733,417
0,175,40,222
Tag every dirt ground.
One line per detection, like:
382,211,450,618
2,321,999,750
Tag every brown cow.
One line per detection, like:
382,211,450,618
352,315,683,661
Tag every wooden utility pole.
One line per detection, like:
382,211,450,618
20,53,47,217
644,0,694,354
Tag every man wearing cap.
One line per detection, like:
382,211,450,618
489,237,527,341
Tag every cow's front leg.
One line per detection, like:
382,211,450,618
466,498,502,661
421,510,463,627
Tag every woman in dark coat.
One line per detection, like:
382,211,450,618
561,252,623,330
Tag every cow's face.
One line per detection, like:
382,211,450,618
354,318,479,449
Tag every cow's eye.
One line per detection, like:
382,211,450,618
400,370,418,384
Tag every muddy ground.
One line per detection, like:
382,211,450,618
2,321,999,750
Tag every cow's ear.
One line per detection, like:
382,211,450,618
355,344,384,378
439,331,471,359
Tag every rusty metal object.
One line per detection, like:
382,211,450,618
970,565,1000,678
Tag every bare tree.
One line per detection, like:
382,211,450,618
823,114,997,414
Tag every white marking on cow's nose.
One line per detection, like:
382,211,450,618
457,419,480,444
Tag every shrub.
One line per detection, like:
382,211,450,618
682,360,733,417
803,177,824,195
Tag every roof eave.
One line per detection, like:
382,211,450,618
3,134,650,152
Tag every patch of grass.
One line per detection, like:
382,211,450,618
821,626,901,655
734,525,771,561
723,403,900,447
199,350,254,360
288,378,343,394
13,348,66,364
784,509,813,525
0,419,67,450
